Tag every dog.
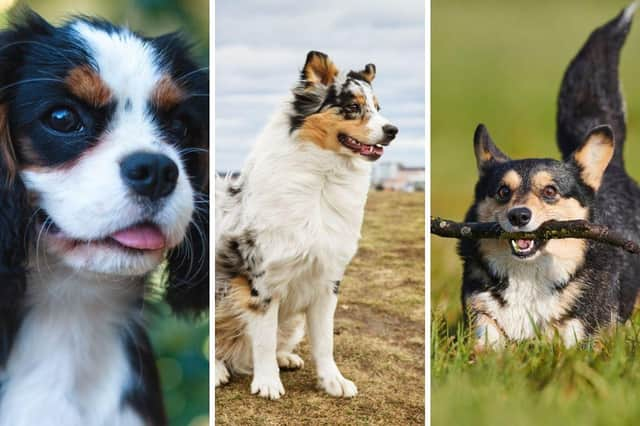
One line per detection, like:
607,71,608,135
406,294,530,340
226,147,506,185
459,4,640,350
0,10,208,425
215,51,398,399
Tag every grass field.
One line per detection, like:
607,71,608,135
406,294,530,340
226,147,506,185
432,1,640,425
215,191,425,425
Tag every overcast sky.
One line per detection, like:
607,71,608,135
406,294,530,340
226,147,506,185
215,0,425,171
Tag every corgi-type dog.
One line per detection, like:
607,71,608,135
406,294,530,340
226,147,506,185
215,51,398,398
459,4,640,349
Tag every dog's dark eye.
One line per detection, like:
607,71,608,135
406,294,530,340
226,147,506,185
45,107,82,133
344,104,361,114
542,185,558,199
496,185,512,203
376,104,381,111
169,118,189,139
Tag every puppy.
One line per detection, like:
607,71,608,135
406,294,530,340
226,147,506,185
459,4,640,349
215,51,398,399
0,10,208,425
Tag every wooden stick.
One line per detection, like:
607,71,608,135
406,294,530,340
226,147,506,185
430,217,640,254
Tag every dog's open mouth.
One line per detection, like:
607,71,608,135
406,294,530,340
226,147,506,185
338,133,384,161
509,239,544,258
38,211,166,253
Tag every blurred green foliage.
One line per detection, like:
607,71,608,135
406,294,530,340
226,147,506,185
0,1,209,425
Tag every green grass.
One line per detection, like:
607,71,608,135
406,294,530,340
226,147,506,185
432,1,640,425
432,313,640,426
215,191,425,425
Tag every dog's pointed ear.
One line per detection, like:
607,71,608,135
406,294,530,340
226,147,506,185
570,125,614,191
301,51,339,86
358,63,376,83
473,124,509,173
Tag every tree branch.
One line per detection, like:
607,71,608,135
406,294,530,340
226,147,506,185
430,217,640,254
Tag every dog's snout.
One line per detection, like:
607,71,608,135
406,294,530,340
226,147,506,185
382,124,398,141
507,207,532,227
120,152,179,200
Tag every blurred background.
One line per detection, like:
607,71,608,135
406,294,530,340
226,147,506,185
216,0,424,174
0,1,209,425
432,0,640,325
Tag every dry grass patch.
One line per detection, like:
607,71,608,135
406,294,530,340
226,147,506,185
215,191,425,425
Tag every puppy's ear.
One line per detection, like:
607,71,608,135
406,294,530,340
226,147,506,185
164,193,209,315
164,65,209,315
473,124,509,174
0,58,29,308
571,125,614,191
301,51,339,86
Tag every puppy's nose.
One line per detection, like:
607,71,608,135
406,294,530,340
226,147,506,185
120,152,179,200
382,124,398,141
507,207,532,227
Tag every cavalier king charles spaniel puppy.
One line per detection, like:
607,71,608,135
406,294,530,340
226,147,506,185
0,10,208,426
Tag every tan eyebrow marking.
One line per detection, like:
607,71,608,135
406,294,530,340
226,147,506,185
532,171,555,190
502,170,521,190
151,74,186,110
65,65,113,107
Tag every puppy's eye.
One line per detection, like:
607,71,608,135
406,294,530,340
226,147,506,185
496,185,511,203
542,185,558,199
169,118,189,139
376,104,381,111
344,104,361,114
45,107,82,133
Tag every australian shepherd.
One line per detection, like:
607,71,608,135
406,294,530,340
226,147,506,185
215,51,398,399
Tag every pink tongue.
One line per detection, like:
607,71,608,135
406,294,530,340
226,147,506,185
110,224,166,250
517,239,532,249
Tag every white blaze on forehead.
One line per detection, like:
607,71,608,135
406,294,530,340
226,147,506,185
349,80,391,142
72,22,162,108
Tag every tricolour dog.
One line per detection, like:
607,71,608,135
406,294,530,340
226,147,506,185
0,10,208,425
460,4,640,349
215,51,398,399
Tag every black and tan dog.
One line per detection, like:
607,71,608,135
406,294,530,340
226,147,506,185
459,4,640,348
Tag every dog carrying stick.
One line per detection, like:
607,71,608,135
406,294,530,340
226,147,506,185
431,217,640,254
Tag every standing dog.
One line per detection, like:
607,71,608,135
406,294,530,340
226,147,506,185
459,4,640,349
215,51,398,399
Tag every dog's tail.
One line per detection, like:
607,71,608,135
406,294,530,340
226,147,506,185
557,3,636,166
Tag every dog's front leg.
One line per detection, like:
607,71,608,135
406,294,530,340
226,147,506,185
247,297,284,399
307,288,357,397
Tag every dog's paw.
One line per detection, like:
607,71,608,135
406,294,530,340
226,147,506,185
277,352,304,370
215,359,230,387
250,375,285,399
318,373,358,398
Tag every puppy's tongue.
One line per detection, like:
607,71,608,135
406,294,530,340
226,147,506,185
110,224,166,250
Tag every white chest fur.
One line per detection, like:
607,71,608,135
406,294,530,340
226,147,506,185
0,263,144,426
226,115,371,312
481,252,580,340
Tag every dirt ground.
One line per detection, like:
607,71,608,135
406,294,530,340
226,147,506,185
215,191,425,425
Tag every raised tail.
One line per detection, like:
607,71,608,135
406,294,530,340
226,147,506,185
557,2,636,165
